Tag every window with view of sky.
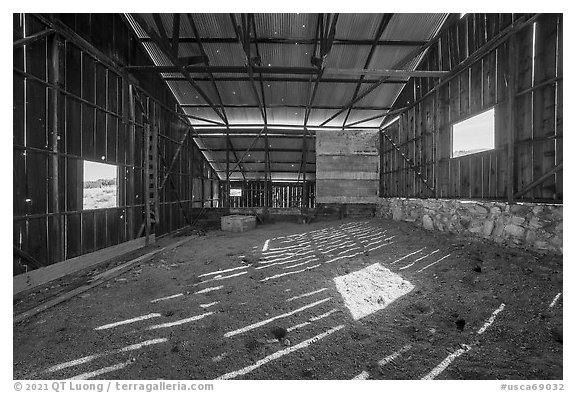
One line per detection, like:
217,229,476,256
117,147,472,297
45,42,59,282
452,109,495,158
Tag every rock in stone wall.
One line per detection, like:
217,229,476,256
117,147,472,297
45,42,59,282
376,198,563,254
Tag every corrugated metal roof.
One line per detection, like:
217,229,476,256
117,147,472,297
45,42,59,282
355,82,404,108
325,44,371,70
258,43,312,68
306,108,348,126
160,72,184,78
270,163,302,172
334,14,382,40
183,107,221,124
265,81,309,106
189,13,238,38
368,45,416,70
138,14,161,37
125,14,148,38
267,107,305,125
346,109,387,127
125,12,451,177
214,81,259,106
222,107,263,123
202,42,246,66
314,82,357,107
253,13,317,39
177,42,202,58
165,80,201,105
381,13,448,41
142,42,173,66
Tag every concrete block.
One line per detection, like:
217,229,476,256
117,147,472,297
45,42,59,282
221,215,256,233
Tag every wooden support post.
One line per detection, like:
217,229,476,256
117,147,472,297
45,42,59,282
378,129,384,197
264,131,271,213
507,30,518,203
152,110,159,225
434,88,441,199
264,134,269,213
48,33,62,263
143,100,151,245
225,126,230,214
301,129,308,211
127,84,136,240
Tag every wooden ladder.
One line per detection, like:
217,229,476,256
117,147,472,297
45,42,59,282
143,116,159,246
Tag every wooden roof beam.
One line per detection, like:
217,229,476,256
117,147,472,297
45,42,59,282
319,13,459,127
343,13,393,128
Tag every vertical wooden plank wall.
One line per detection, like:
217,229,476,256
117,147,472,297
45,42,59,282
228,181,315,209
381,13,562,203
13,14,219,274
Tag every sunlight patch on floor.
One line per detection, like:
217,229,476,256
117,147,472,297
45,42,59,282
333,263,414,320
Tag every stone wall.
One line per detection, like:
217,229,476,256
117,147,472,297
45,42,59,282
376,198,563,254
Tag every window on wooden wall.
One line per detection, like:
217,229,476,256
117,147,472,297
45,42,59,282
452,108,495,158
83,161,118,210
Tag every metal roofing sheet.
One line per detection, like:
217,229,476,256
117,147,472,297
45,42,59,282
177,42,202,58
142,42,173,66
267,138,304,151
125,14,148,38
225,137,267,151
267,107,305,125
334,14,383,40
258,43,313,68
355,82,403,107
345,109,387,127
222,107,263,124
306,108,347,126
325,44,371,70
368,45,416,70
253,13,317,39
198,138,227,151
137,14,167,38
160,72,184,78
190,13,239,38
183,107,221,124
381,13,448,41
165,80,202,105
214,81,259,106
314,82,357,107
265,81,309,106
202,43,246,67
270,163,302,172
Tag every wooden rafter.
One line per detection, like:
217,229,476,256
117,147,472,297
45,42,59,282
128,13,227,123
320,13,460,127
230,13,267,125
185,13,246,181
342,13,393,128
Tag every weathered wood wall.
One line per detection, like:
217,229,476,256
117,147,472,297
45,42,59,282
381,13,562,203
316,129,380,203
13,14,219,275
226,181,315,209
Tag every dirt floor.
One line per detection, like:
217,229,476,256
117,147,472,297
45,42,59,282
13,218,563,380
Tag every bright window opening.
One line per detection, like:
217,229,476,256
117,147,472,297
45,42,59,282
452,109,495,158
230,188,242,197
83,161,118,209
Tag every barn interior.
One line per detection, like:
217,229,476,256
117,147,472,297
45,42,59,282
13,13,563,381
